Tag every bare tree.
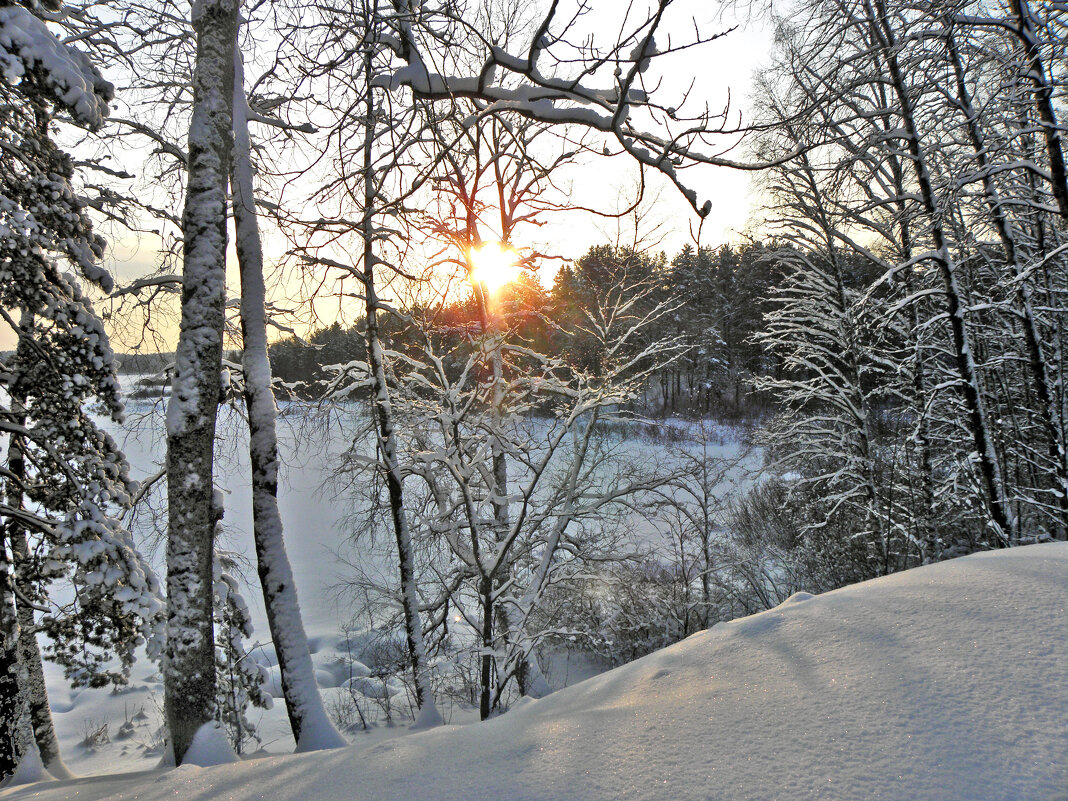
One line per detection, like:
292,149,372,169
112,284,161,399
748,0,1068,558
230,31,348,750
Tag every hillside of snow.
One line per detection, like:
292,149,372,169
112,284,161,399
5,542,1067,801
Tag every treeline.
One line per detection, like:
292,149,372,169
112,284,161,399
742,0,1068,577
114,352,174,375
270,242,782,417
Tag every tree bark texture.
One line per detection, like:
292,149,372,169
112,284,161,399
164,0,238,766
231,43,346,751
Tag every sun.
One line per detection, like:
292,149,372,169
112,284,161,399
469,242,520,292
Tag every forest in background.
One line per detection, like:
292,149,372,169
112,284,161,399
267,242,779,417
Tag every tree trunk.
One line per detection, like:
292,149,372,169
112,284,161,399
0,527,25,781
1008,0,1068,223
470,263,546,704
700,439,713,629
359,27,440,727
230,44,346,752
874,72,937,557
165,0,238,765
11,532,69,779
947,30,1068,535
7,341,69,778
479,575,494,720
0,384,33,781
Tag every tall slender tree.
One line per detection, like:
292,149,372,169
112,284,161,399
164,0,239,765
230,34,348,750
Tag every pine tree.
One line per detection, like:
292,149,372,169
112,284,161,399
0,0,162,779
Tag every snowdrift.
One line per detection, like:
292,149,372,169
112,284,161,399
6,543,1067,801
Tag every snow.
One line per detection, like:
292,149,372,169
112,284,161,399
179,723,238,768
409,700,445,732
6,543,1068,800
71,404,752,763
1,744,53,789
0,5,113,129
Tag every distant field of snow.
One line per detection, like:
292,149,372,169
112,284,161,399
7,543,1067,801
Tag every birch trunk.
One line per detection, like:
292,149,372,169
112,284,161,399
0,390,32,778
230,44,347,751
471,272,546,704
474,289,511,713
164,0,238,765
872,69,937,554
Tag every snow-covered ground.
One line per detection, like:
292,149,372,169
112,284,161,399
6,543,1067,800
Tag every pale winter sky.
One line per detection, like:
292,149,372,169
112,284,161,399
87,1,773,354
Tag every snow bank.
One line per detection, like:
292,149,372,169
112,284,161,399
180,723,238,768
1,743,54,788
6,543,1068,800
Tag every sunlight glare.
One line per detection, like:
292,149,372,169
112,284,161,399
470,242,520,292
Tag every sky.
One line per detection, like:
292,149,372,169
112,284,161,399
38,0,775,355
509,1,774,263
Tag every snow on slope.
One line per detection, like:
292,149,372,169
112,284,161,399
6,543,1068,801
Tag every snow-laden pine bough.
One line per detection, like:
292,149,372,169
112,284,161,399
0,1,163,783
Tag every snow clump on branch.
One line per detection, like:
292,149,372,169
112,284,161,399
0,4,114,129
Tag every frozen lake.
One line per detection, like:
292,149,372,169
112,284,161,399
111,385,761,640
42,379,761,773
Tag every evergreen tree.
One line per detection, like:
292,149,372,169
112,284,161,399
213,552,272,755
0,0,161,779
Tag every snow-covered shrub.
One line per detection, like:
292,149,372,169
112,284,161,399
79,719,110,752
213,552,272,754
328,627,417,728
325,690,369,734
720,479,874,609
537,559,693,667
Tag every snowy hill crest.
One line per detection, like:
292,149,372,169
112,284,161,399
4,543,1067,801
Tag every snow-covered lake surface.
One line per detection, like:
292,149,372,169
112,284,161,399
27,386,761,777
114,396,364,638
7,543,1068,800
112,391,758,639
